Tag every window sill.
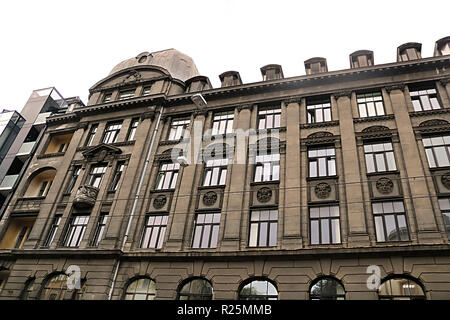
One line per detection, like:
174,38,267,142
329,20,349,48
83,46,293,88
306,175,338,181
300,120,339,129
159,139,183,146
250,180,280,186
353,114,394,123
150,188,175,193
198,185,226,190
366,171,399,176
429,166,450,172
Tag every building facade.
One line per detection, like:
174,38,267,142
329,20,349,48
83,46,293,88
0,39,450,300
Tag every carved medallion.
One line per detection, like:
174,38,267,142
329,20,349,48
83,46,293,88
375,178,394,194
257,187,272,203
441,173,450,190
203,191,218,206
153,195,167,209
314,183,331,199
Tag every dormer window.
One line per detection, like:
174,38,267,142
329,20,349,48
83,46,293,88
349,50,374,68
397,43,422,62
118,89,135,100
103,93,112,103
434,36,450,56
185,76,212,93
219,71,242,87
304,57,328,75
260,64,284,81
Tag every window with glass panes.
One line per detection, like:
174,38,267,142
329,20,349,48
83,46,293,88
364,141,397,173
168,119,190,141
357,92,385,117
64,215,90,247
239,280,278,300
249,209,278,247
422,135,450,168
308,146,336,177
91,213,108,247
141,214,168,249
155,162,180,190
178,279,213,300
110,162,125,191
87,164,107,188
409,87,441,111
258,107,281,129
192,212,221,249
310,205,341,245
142,85,152,96
307,100,331,123
203,158,228,186
85,124,98,146
44,215,61,247
211,111,234,135
103,93,112,102
254,144,280,182
310,278,345,300
372,201,409,242
127,118,139,141
124,278,156,300
102,121,122,144
118,89,135,100
437,198,450,238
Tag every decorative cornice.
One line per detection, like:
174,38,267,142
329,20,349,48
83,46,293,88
282,97,302,105
353,114,395,123
159,139,184,146
36,152,65,159
409,108,450,117
385,83,406,93
237,104,254,112
77,122,89,130
300,120,339,129
333,90,352,99
439,78,450,86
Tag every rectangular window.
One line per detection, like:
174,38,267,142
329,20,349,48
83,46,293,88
110,162,125,191
203,158,228,186
372,201,409,242
357,92,385,118
249,209,278,247
258,107,281,129
310,205,341,244
91,213,108,247
438,198,450,238
211,111,234,135
103,93,112,103
14,226,29,249
44,215,61,247
422,135,450,168
141,214,168,249
65,166,81,194
87,164,107,188
192,212,221,249
102,121,122,144
364,141,397,173
142,85,152,96
308,147,336,177
85,124,98,146
37,180,52,197
127,118,139,141
118,89,135,100
307,100,331,123
168,119,190,141
155,162,180,190
409,88,441,111
254,148,280,182
64,215,90,247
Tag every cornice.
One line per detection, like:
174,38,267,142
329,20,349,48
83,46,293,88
385,83,406,93
353,114,395,123
300,120,340,129
333,90,352,99
409,108,450,117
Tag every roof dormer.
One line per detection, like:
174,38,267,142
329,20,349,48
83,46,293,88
349,50,374,68
434,36,450,56
260,64,284,81
397,42,422,62
304,57,328,75
185,76,212,93
219,71,242,87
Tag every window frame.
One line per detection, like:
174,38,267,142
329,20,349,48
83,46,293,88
409,87,441,112
422,135,450,168
65,166,81,194
437,198,450,239
309,205,341,245
248,209,278,248
238,278,278,300
211,111,234,136
140,214,168,249
124,277,156,300
177,278,213,300
357,92,385,118
372,200,410,242
308,146,336,178
91,212,108,247
102,121,122,144
191,212,221,249
43,215,62,247
126,118,139,141
118,88,135,100
202,158,228,187
309,277,346,300
63,215,90,247
154,162,180,190
257,107,281,130
306,99,332,124
167,118,190,141
85,124,98,146
109,161,125,191
363,141,397,173
86,163,107,189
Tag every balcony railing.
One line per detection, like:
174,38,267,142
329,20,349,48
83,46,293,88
0,175,19,190
16,141,36,156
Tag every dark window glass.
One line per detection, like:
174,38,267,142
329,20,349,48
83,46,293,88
258,107,281,129
110,162,125,191
310,278,345,300
308,147,336,177
14,226,29,248
438,198,450,238
64,215,89,247
307,100,331,123
87,164,107,188
211,111,234,135
102,121,122,144
127,118,139,141
155,162,180,190
422,135,450,168
44,215,61,247
310,205,341,245
378,278,425,300
364,142,397,173
91,213,108,247
178,279,213,300
85,124,98,146
168,119,190,141
409,88,441,111
249,210,278,247
192,213,221,249
124,278,156,300
239,280,278,300
373,201,409,242
141,215,168,249
203,158,228,186
357,92,385,117
65,166,81,194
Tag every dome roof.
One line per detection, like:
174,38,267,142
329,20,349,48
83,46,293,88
109,49,199,82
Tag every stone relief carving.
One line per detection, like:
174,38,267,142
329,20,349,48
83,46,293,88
257,187,272,203
73,185,99,209
203,191,218,206
441,173,450,190
314,183,332,199
375,177,394,194
153,195,167,209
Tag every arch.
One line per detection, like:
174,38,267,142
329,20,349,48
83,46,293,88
22,167,57,198
0,267,10,294
419,119,449,127
238,277,278,300
40,272,69,300
20,277,36,300
177,277,213,300
307,131,333,139
123,276,156,300
362,125,390,133
378,275,426,300
309,276,345,300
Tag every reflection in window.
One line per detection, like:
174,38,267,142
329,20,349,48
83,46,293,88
124,278,156,300
310,205,341,245
410,88,441,111
87,164,107,188
192,213,221,249
141,215,168,249
118,89,135,100
258,107,281,129
110,162,125,191
91,213,108,247
307,100,331,123
44,215,61,247
64,215,90,247
168,119,190,141
357,92,385,118
102,122,122,144
254,140,280,182
127,118,139,141
310,277,345,300
85,124,98,146
178,278,213,300
308,147,336,177
42,274,69,300
373,201,409,242
211,111,234,135
239,279,278,300
155,162,180,190
203,158,228,186
364,141,397,173
422,135,450,168
378,277,425,300
249,210,278,247
438,198,450,238
65,166,81,194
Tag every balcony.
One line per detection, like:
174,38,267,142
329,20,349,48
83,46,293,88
16,141,36,156
13,197,43,213
34,112,52,125
0,175,19,190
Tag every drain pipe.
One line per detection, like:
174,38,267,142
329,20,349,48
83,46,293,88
107,104,164,300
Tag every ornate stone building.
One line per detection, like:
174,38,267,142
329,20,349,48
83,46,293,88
1,39,450,300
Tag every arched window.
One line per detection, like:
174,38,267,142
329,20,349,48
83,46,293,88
178,278,213,300
41,273,69,300
20,277,35,300
378,277,425,300
310,277,345,300
124,277,156,300
239,279,278,300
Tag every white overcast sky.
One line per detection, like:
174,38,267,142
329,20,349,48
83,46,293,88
0,0,449,111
